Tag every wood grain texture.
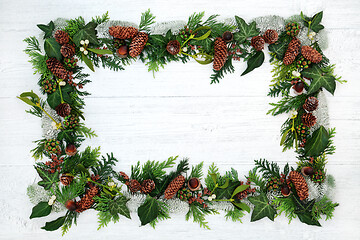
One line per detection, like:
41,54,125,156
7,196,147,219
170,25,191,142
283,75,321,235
0,0,360,239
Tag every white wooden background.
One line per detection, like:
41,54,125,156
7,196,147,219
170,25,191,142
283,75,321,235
0,0,360,239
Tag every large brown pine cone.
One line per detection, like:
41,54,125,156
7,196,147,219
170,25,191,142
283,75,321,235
60,44,75,58
289,171,309,200
109,26,139,39
303,96,319,112
141,179,156,194
283,38,301,65
55,103,71,117
251,36,265,51
75,186,99,213
129,32,148,57
46,58,70,80
54,30,69,45
60,174,73,186
128,179,141,192
301,46,322,63
213,37,228,71
164,175,185,199
302,112,317,127
263,29,278,44
166,40,180,55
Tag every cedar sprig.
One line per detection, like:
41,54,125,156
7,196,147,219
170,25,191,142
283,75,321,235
254,159,281,179
139,9,156,32
272,196,297,223
62,146,101,173
311,196,339,221
91,12,110,25
210,57,235,84
224,168,239,181
189,162,204,179
185,202,218,229
61,211,79,236
246,167,266,191
149,200,170,228
91,153,118,182
63,16,86,37
224,207,245,222
23,37,52,77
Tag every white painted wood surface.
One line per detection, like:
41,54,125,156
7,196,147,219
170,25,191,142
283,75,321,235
1,0,360,239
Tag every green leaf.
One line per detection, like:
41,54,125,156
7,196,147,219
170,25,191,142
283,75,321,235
297,212,321,226
149,35,167,46
280,129,291,146
17,97,37,107
215,181,239,199
234,16,259,43
47,91,61,109
82,53,95,72
193,26,211,33
44,38,62,60
292,195,321,226
109,196,131,219
87,48,113,55
37,21,55,39
137,196,159,226
304,126,329,156
193,30,211,41
42,216,66,231
73,22,99,47
36,167,59,190
20,91,40,102
218,178,230,189
241,51,264,76
210,173,217,184
248,193,276,221
268,41,289,60
232,202,251,213
231,185,249,198
30,201,52,219
310,11,324,33
302,65,336,95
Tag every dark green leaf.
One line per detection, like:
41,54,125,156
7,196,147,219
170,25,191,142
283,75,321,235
304,126,329,156
137,197,159,226
109,196,131,219
231,185,249,198
215,181,239,199
234,16,259,43
87,48,113,55
310,11,324,33
311,24,324,33
232,202,251,213
36,167,59,190
44,38,62,60
73,22,99,47
82,54,95,72
302,65,336,95
37,21,55,39
297,212,321,226
41,216,66,231
30,201,52,219
47,91,61,109
150,35,167,46
248,193,276,221
241,51,264,76
268,40,289,60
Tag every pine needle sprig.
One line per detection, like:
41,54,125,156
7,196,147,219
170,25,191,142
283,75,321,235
189,162,204,179
187,12,205,30
254,159,281,179
139,9,156,32
267,94,307,116
91,12,110,25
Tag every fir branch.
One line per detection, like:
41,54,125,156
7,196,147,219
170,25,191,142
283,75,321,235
76,124,97,139
55,177,87,204
187,12,205,30
137,156,178,182
268,80,292,97
210,57,235,84
254,159,281,179
189,162,204,179
185,203,218,229
224,207,245,222
62,146,101,173
91,153,118,182
24,37,52,77
246,167,266,191
96,211,114,229
273,196,297,223
224,168,239,181
91,12,110,25
139,9,155,32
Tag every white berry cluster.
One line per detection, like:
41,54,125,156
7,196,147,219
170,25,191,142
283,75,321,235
48,195,56,205
80,39,90,55
207,194,216,201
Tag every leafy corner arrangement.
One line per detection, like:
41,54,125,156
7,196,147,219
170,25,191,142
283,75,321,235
19,10,345,234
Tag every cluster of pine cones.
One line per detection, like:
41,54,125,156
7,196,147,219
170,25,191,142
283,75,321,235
119,172,156,194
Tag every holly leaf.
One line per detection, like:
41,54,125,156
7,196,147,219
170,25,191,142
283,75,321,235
304,126,329,156
73,22,99,47
41,216,66,231
37,21,55,39
109,196,131,219
241,51,264,76
215,180,240,199
137,196,159,226
301,65,336,95
44,38,62,60
248,192,276,221
268,40,289,60
234,16,259,43
30,201,52,219
36,167,59,190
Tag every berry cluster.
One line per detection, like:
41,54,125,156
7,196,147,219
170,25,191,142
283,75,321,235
64,57,78,68
63,114,80,130
41,78,57,94
312,170,326,183
296,56,312,70
45,139,61,155
286,22,300,37
44,155,64,173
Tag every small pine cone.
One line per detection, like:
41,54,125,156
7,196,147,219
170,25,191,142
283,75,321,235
54,30,69,45
55,103,71,117
164,175,185,199
141,179,156,194
119,171,130,181
60,174,73,186
109,26,138,39
303,96,319,112
283,38,301,65
75,186,99,213
301,46,322,63
46,58,71,80
129,32,148,57
128,179,141,192
251,36,265,51
213,37,228,71
289,171,309,200
60,43,75,58
263,29,278,44
302,112,317,127
166,40,180,55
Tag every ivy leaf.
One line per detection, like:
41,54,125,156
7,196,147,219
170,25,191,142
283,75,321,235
268,40,289,60
248,192,276,222
232,202,251,213
37,21,55,39
241,51,264,76
30,201,52,219
109,196,131,219
231,185,249,198
297,212,321,226
87,48,113,55
234,16,259,43
215,180,239,199
41,216,66,231
44,38,62,60
73,22,99,47
301,65,336,95
292,195,321,226
36,167,59,190
82,53,95,72
304,126,329,156
137,196,159,226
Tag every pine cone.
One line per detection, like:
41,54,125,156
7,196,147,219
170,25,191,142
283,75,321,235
55,103,71,117
119,171,130,182
60,174,73,186
263,29,278,44
301,46,322,63
128,179,141,192
75,186,99,213
166,40,180,55
289,171,309,200
283,38,301,65
109,26,138,39
129,32,148,57
302,112,317,127
141,179,156,194
46,58,71,80
303,96,319,112
60,43,75,58
164,175,185,199
54,30,69,45
213,37,228,71
251,36,265,51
